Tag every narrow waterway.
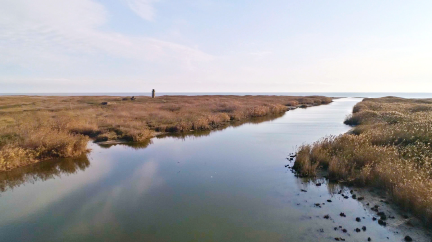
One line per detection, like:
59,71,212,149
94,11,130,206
0,98,429,241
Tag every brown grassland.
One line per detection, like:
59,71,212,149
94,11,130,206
293,97,432,226
0,95,332,171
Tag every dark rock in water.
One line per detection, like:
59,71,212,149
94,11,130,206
314,203,321,208
368,237,371,241
301,189,307,192
355,228,361,233
324,214,330,219
404,235,413,241
318,228,324,233
327,199,332,202
357,196,364,201
342,228,347,233
378,219,387,226
334,227,338,231
350,190,354,194
316,183,322,186
355,217,361,222
338,190,342,194
362,226,366,231
352,194,357,199
343,196,349,199
372,217,377,221
377,212,387,220
340,212,346,217
334,238,345,241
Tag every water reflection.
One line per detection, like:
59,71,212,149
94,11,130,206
0,112,285,194
1,98,429,242
97,139,153,150
0,155,89,193
156,113,287,141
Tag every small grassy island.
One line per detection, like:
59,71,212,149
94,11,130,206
0,95,331,171
293,97,432,226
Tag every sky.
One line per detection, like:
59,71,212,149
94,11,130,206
1,0,432,93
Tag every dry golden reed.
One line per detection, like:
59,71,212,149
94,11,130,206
0,95,331,171
294,96,432,225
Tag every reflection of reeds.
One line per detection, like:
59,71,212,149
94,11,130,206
0,155,90,192
156,112,287,140
294,97,432,226
98,139,153,150
0,95,332,171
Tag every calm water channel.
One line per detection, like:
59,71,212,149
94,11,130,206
0,98,428,241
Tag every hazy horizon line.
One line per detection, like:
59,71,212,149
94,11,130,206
2,91,432,94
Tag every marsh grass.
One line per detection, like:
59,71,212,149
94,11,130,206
294,97,432,226
0,95,331,171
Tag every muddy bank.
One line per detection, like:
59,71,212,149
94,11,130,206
286,158,432,241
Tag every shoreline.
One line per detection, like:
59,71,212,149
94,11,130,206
2,97,431,241
293,96,432,232
0,95,332,172
287,168,432,241
93,103,320,146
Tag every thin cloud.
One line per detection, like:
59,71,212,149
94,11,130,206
125,0,159,21
249,51,272,56
0,0,212,73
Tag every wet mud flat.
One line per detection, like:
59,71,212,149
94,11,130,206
285,158,432,242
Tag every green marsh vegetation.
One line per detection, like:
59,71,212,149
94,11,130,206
293,97,432,226
0,95,332,171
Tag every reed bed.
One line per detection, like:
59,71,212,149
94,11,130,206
293,96,432,226
0,95,331,171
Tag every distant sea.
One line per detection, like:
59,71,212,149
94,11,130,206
0,92,431,98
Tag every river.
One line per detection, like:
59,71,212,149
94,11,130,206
0,98,430,241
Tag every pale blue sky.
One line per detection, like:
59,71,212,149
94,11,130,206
1,0,431,93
